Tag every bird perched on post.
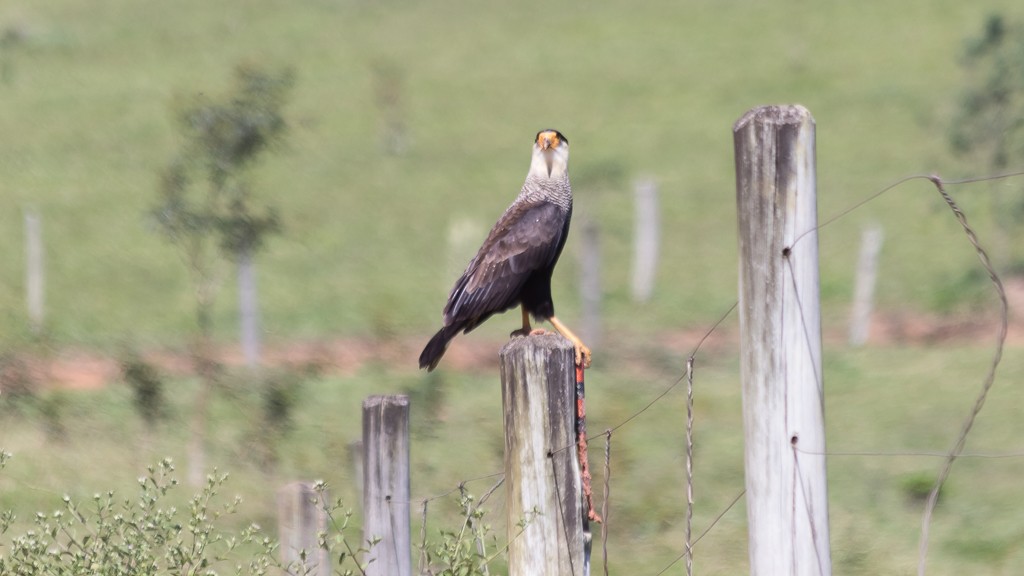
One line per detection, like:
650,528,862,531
419,129,592,371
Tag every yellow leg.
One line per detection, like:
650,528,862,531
548,315,592,368
509,306,533,337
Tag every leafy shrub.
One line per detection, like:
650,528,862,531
0,457,278,576
419,484,530,576
901,471,942,504
0,453,513,576
0,353,39,408
120,350,168,429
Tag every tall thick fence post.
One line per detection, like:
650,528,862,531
362,395,411,576
277,481,330,576
500,335,585,576
734,105,832,575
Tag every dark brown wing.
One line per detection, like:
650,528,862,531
442,200,568,330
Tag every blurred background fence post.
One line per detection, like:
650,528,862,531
347,439,364,501
446,217,483,290
848,223,884,347
631,177,659,303
579,218,602,349
277,481,330,576
239,246,262,367
734,105,832,575
362,394,411,576
24,209,44,337
499,335,585,575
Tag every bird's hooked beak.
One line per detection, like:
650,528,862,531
537,130,560,176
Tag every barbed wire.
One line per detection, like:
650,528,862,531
916,175,1009,576
601,429,612,576
795,446,1024,459
654,489,747,576
785,169,1015,576
684,357,695,576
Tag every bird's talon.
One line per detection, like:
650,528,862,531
575,345,592,369
529,328,550,336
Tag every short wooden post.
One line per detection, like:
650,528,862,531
24,209,44,336
631,177,659,302
848,223,884,347
500,335,585,576
277,481,330,576
362,395,411,576
734,105,832,575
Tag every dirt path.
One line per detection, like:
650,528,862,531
18,298,1022,392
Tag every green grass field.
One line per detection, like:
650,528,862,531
1,0,1020,345
2,0,1024,573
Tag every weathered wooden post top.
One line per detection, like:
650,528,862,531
500,334,586,576
362,394,412,576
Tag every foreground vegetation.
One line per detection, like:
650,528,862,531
2,342,1023,574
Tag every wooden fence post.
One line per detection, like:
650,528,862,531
362,395,411,576
631,177,659,302
579,219,602,349
848,223,884,347
24,209,44,336
500,334,585,576
238,247,261,367
734,105,832,575
447,217,483,289
347,439,364,501
277,481,330,576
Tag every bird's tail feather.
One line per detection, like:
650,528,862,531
419,325,461,371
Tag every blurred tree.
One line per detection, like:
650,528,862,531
0,24,28,85
255,368,304,475
371,59,408,155
152,63,292,486
0,352,37,408
119,348,167,458
950,14,1024,267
